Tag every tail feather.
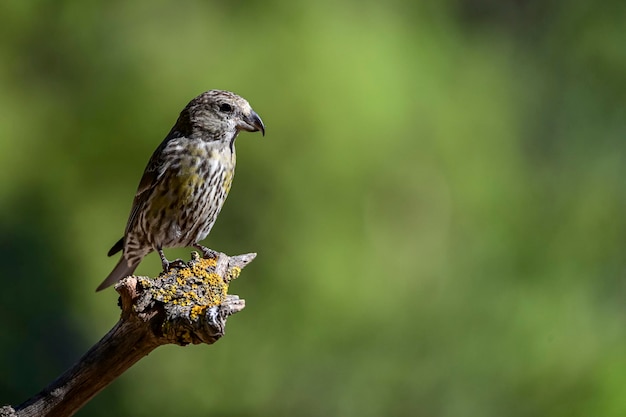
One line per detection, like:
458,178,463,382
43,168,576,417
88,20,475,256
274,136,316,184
108,237,124,257
96,256,139,292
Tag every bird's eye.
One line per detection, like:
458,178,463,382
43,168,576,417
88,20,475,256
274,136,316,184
219,103,233,113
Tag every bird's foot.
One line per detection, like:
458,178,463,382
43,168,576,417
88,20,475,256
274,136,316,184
164,258,187,271
158,248,187,272
194,244,218,260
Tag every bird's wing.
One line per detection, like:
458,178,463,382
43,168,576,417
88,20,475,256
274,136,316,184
124,141,170,236
124,172,156,236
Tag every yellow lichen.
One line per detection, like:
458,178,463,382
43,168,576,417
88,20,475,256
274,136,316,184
190,305,207,320
148,254,233,331
200,257,218,268
228,266,242,281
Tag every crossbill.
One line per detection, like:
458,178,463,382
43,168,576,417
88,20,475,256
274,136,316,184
97,90,264,291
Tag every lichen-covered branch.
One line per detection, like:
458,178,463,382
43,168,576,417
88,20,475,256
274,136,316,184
1,251,255,417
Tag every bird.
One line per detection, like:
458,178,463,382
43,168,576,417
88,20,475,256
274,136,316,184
96,90,265,291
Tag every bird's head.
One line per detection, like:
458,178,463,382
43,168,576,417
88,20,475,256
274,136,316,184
176,90,265,142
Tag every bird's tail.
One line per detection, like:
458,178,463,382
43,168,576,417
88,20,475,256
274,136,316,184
96,256,139,292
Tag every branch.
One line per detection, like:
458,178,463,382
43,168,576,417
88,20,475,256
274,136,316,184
1,251,255,417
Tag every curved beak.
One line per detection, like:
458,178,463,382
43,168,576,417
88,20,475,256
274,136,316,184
239,110,265,136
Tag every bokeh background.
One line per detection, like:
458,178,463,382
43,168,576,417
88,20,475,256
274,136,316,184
1,1,626,416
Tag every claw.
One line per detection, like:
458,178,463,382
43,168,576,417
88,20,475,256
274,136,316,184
168,259,187,270
194,244,218,259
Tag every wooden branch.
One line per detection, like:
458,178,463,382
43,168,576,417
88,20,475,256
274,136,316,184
1,251,255,417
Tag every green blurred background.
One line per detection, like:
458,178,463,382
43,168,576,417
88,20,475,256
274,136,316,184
1,0,626,416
